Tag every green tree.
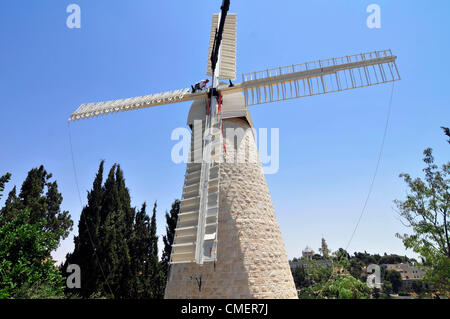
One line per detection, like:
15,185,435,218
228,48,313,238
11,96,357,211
0,210,65,298
292,265,310,288
372,287,381,299
382,280,393,297
441,127,450,144
0,166,73,242
299,274,370,299
308,261,333,284
66,163,134,298
66,162,164,299
129,203,154,298
148,202,165,299
378,254,410,265
348,258,365,281
332,248,351,271
0,168,71,299
312,254,322,260
64,161,105,298
395,148,450,293
161,199,180,279
321,275,371,299
0,173,11,199
92,164,132,298
385,270,402,293
411,280,425,297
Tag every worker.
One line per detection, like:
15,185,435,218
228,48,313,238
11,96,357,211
191,79,210,93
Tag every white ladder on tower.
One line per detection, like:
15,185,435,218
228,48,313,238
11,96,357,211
195,109,221,265
170,114,222,265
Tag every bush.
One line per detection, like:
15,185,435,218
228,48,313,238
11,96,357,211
0,210,65,299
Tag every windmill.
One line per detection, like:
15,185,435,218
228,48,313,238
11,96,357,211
70,1,400,298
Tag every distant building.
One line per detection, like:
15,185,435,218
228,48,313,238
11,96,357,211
382,263,427,290
319,237,330,258
289,259,332,270
302,246,315,260
382,263,426,280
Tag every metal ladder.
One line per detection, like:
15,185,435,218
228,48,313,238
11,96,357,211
195,102,222,265
170,105,222,265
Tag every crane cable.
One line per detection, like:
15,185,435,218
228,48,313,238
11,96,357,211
67,121,115,298
313,82,396,298
345,81,396,251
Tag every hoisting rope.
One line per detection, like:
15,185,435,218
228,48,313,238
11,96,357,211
217,94,222,121
67,122,115,298
314,81,396,298
217,93,226,154
344,81,396,251
206,92,210,116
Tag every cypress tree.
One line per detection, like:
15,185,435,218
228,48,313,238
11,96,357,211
0,166,73,243
129,203,152,298
113,165,134,298
149,202,165,298
66,162,166,299
65,161,105,298
97,164,132,298
161,199,180,278
0,187,18,222
0,173,11,199
0,169,71,298
150,202,158,258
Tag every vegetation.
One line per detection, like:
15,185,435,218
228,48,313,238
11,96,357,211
0,168,72,299
1,126,448,299
395,132,450,294
64,162,166,299
291,249,427,299
161,199,180,281
385,270,402,293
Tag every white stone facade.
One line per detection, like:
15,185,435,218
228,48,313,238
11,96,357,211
164,107,297,298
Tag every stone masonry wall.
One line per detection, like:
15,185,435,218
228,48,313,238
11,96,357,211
164,117,297,299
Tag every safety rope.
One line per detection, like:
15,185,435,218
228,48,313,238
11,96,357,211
312,81,396,298
344,81,395,251
206,93,210,116
217,94,222,121
217,94,227,154
67,122,115,298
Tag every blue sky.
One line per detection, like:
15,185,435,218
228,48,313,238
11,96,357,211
1,0,449,263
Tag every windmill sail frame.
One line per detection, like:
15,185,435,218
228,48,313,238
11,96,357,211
206,13,237,80
239,50,400,106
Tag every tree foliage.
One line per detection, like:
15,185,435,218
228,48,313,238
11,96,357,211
0,210,65,298
441,126,450,144
0,173,11,200
0,168,71,299
385,270,402,293
321,275,371,299
65,162,164,299
395,148,450,292
298,274,371,299
161,199,180,279
0,166,73,242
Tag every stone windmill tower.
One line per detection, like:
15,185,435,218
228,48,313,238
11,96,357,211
69,1,400,299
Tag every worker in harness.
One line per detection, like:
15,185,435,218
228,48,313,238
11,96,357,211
191,79,210,93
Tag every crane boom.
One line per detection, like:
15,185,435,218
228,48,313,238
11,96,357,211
210,0,231,75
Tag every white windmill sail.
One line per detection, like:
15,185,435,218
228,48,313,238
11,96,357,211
69,88,204,121
206,13,237,80
218,50,400,106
